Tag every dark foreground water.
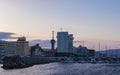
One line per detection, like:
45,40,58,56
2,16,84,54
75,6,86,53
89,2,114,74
0,63,120,75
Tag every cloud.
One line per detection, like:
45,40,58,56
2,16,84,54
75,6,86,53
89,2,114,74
0,32,17,40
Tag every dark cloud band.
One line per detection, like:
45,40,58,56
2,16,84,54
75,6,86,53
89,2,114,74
0,32,17,40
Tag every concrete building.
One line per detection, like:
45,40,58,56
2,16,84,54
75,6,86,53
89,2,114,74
16,37,29,56
30,44,45,56
68,34,74,53
75,45,88,56
57,32,69,53
0,37,29,56
88,49,95,57
0,41,16,56
57,32,74,54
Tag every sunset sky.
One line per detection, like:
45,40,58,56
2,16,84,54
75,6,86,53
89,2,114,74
0,0,120,50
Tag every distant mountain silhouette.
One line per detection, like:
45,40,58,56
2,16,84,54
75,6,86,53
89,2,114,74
100,49,120,57
29,40,57,48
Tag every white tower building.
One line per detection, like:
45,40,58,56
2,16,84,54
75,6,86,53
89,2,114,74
57,32,74,53
68,34,74,53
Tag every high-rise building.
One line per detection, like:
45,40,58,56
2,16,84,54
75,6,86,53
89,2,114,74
0,37,29,56
57,32,74,53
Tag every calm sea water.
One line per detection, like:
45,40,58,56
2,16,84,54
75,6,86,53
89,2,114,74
0,63,120,75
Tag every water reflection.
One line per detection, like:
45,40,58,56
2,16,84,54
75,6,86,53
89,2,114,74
0,63,120,75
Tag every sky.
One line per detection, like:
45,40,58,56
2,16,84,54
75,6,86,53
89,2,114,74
0,0,120,50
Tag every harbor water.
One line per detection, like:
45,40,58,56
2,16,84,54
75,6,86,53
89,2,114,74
0,63,120,75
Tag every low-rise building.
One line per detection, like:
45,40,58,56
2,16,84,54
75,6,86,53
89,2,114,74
88,49,95,57
75,45,88,57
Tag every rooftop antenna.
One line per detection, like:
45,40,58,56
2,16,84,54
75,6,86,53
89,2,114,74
92,45,95,50
98,42,101,58
52,31,54,40
99,42,101,51
105,45,108,56
82,41,84,46
105,45,107,50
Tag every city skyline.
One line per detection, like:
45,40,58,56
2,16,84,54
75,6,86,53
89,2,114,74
0,0,120,50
